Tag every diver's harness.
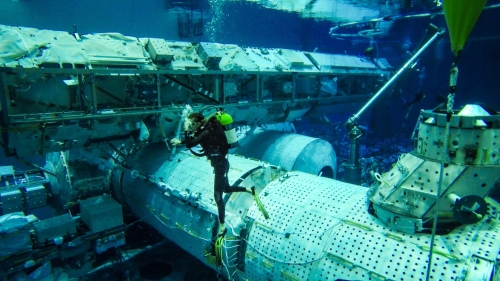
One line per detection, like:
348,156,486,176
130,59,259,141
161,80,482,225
186,120,226,158
187,108,238,157
189,148,223,158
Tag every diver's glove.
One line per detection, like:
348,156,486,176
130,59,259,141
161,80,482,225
184,119,192,131
170,138,182,146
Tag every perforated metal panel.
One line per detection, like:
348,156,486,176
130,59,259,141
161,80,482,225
244,172,500,281
400,159,464,196
120,149,269,272
245,174,367,281
391,155,466,217
118,144,500,281
417,112,500,165
372,153,422,200
370,150,500,222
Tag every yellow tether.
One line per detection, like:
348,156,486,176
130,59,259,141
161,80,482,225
253,193,270,220
215,235,224,267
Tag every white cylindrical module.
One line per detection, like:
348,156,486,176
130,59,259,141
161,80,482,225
235,131,337,178
115,142,499,281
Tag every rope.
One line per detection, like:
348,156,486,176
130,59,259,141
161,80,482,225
425,65,457,281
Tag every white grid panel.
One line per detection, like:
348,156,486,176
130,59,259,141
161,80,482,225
245,173,367,281
244,172,500,281
128,148,500,281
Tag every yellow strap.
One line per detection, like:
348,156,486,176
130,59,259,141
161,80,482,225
254,193,270,219
443,0,487,56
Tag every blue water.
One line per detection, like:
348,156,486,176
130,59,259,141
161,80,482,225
1,0,499,171
1,2,500,279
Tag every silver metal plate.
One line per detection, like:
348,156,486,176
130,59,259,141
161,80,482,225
244,173,500,281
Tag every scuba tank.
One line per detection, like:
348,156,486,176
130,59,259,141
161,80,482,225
215,110,239,148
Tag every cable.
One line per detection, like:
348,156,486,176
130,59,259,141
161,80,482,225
215,235,224,267
425,65,457,280
147,205,212,243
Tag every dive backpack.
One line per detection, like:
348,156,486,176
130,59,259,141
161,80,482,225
215,110,239,149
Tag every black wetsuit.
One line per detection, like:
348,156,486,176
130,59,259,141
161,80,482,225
184,118,247,224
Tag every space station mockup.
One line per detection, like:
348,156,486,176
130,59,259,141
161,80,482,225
0,21,499,281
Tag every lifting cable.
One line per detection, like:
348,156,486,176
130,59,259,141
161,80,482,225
425,61,458,281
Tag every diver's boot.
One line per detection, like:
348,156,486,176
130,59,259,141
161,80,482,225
246,186,255,195
218,223,227,237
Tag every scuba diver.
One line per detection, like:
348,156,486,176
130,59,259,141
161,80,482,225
401,89,425,127
404,89,425,109
397,65,426,127
404,89,425,113
170,112,254,237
